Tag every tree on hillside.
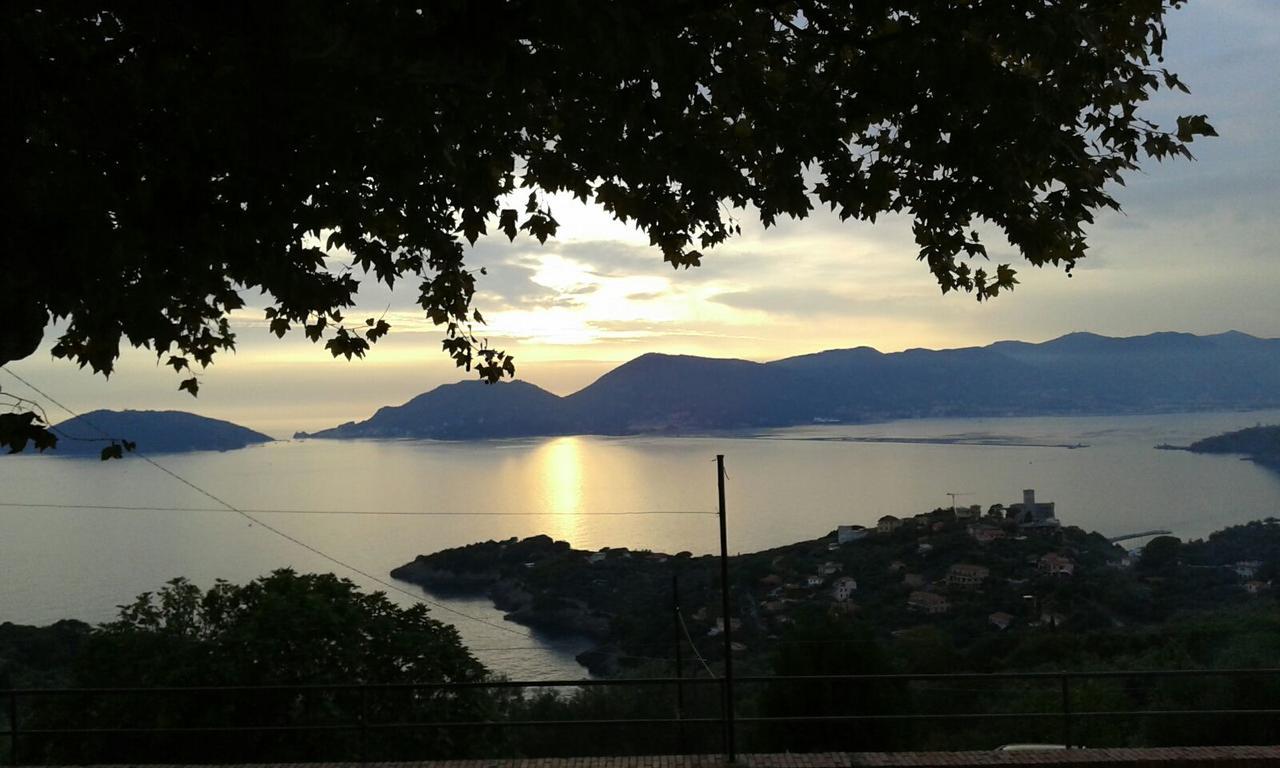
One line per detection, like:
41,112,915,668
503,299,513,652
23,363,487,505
2,1,1215,452
1139,535,1183,574
22,571,497,762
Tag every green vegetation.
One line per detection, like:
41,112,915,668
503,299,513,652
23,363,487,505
6,518,1280,760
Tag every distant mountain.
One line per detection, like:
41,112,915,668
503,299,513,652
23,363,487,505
302,331,1280,441
561,353,812,433
297,381,569,440
48,410,273,455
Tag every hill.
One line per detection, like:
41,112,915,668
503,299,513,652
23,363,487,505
48,410,274,455
303,331,1280,440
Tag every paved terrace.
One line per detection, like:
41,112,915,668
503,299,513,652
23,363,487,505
35,746,1280,768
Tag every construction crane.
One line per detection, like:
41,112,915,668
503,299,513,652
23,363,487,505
946,492,973,514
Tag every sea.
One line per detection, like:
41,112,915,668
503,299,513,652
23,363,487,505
3,409,1279,680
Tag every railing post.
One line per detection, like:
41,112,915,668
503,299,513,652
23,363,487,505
359,685,369,762
672,574,686,754
1060,674,1072,749
8,690,17,767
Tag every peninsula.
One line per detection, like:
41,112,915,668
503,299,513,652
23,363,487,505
1186,425,1280,471
393,500,1280,675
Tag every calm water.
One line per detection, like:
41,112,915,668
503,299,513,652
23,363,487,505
3,409,1279,678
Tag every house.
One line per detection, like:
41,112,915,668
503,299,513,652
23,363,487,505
587,551,607,564
955,504,981,521
837,525,869,544
946,563,990,588
831,576,858,601
888,560,907,574
1235,561,1263,579
760,600,787,613
969,524,1006,544
877,515,905,534
1245,580,1270,595
820,561,844,576
989,611,1015,630
782,582,804,594
806,575,825,587
710,617,743,635
908,591,950,614
1038,611,1068,627
917,542,934,555
1039,553,1075,576
902,573,926,588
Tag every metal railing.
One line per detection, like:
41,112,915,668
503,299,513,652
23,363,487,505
5,668,1280,764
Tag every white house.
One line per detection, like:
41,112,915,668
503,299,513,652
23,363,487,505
1235,561,1263,579
831,576,858,601
877,515,905,534
837,525,869,544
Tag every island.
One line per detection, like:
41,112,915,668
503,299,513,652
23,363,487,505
46,409,274,455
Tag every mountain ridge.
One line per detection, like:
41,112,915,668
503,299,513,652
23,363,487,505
299,331,1280,441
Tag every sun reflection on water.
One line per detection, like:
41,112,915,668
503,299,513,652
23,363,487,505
537,437,584,542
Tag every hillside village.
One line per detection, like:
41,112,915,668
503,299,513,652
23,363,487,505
391,494,1280,675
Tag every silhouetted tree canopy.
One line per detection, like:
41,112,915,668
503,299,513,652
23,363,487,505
2,1,1214,453
24,571,493,762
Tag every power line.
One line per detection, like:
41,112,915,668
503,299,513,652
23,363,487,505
1,367,531,638
0,501,712,517
677,607,716,679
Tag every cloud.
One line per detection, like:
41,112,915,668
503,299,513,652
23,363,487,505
711,287,864,317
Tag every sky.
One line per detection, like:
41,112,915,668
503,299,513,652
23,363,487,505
8,1,1280,436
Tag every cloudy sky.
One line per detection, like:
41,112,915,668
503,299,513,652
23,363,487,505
9,1,1280,436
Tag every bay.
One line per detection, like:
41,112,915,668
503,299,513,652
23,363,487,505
2,408,1279,679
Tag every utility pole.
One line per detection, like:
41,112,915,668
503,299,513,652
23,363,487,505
716,454,736,762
